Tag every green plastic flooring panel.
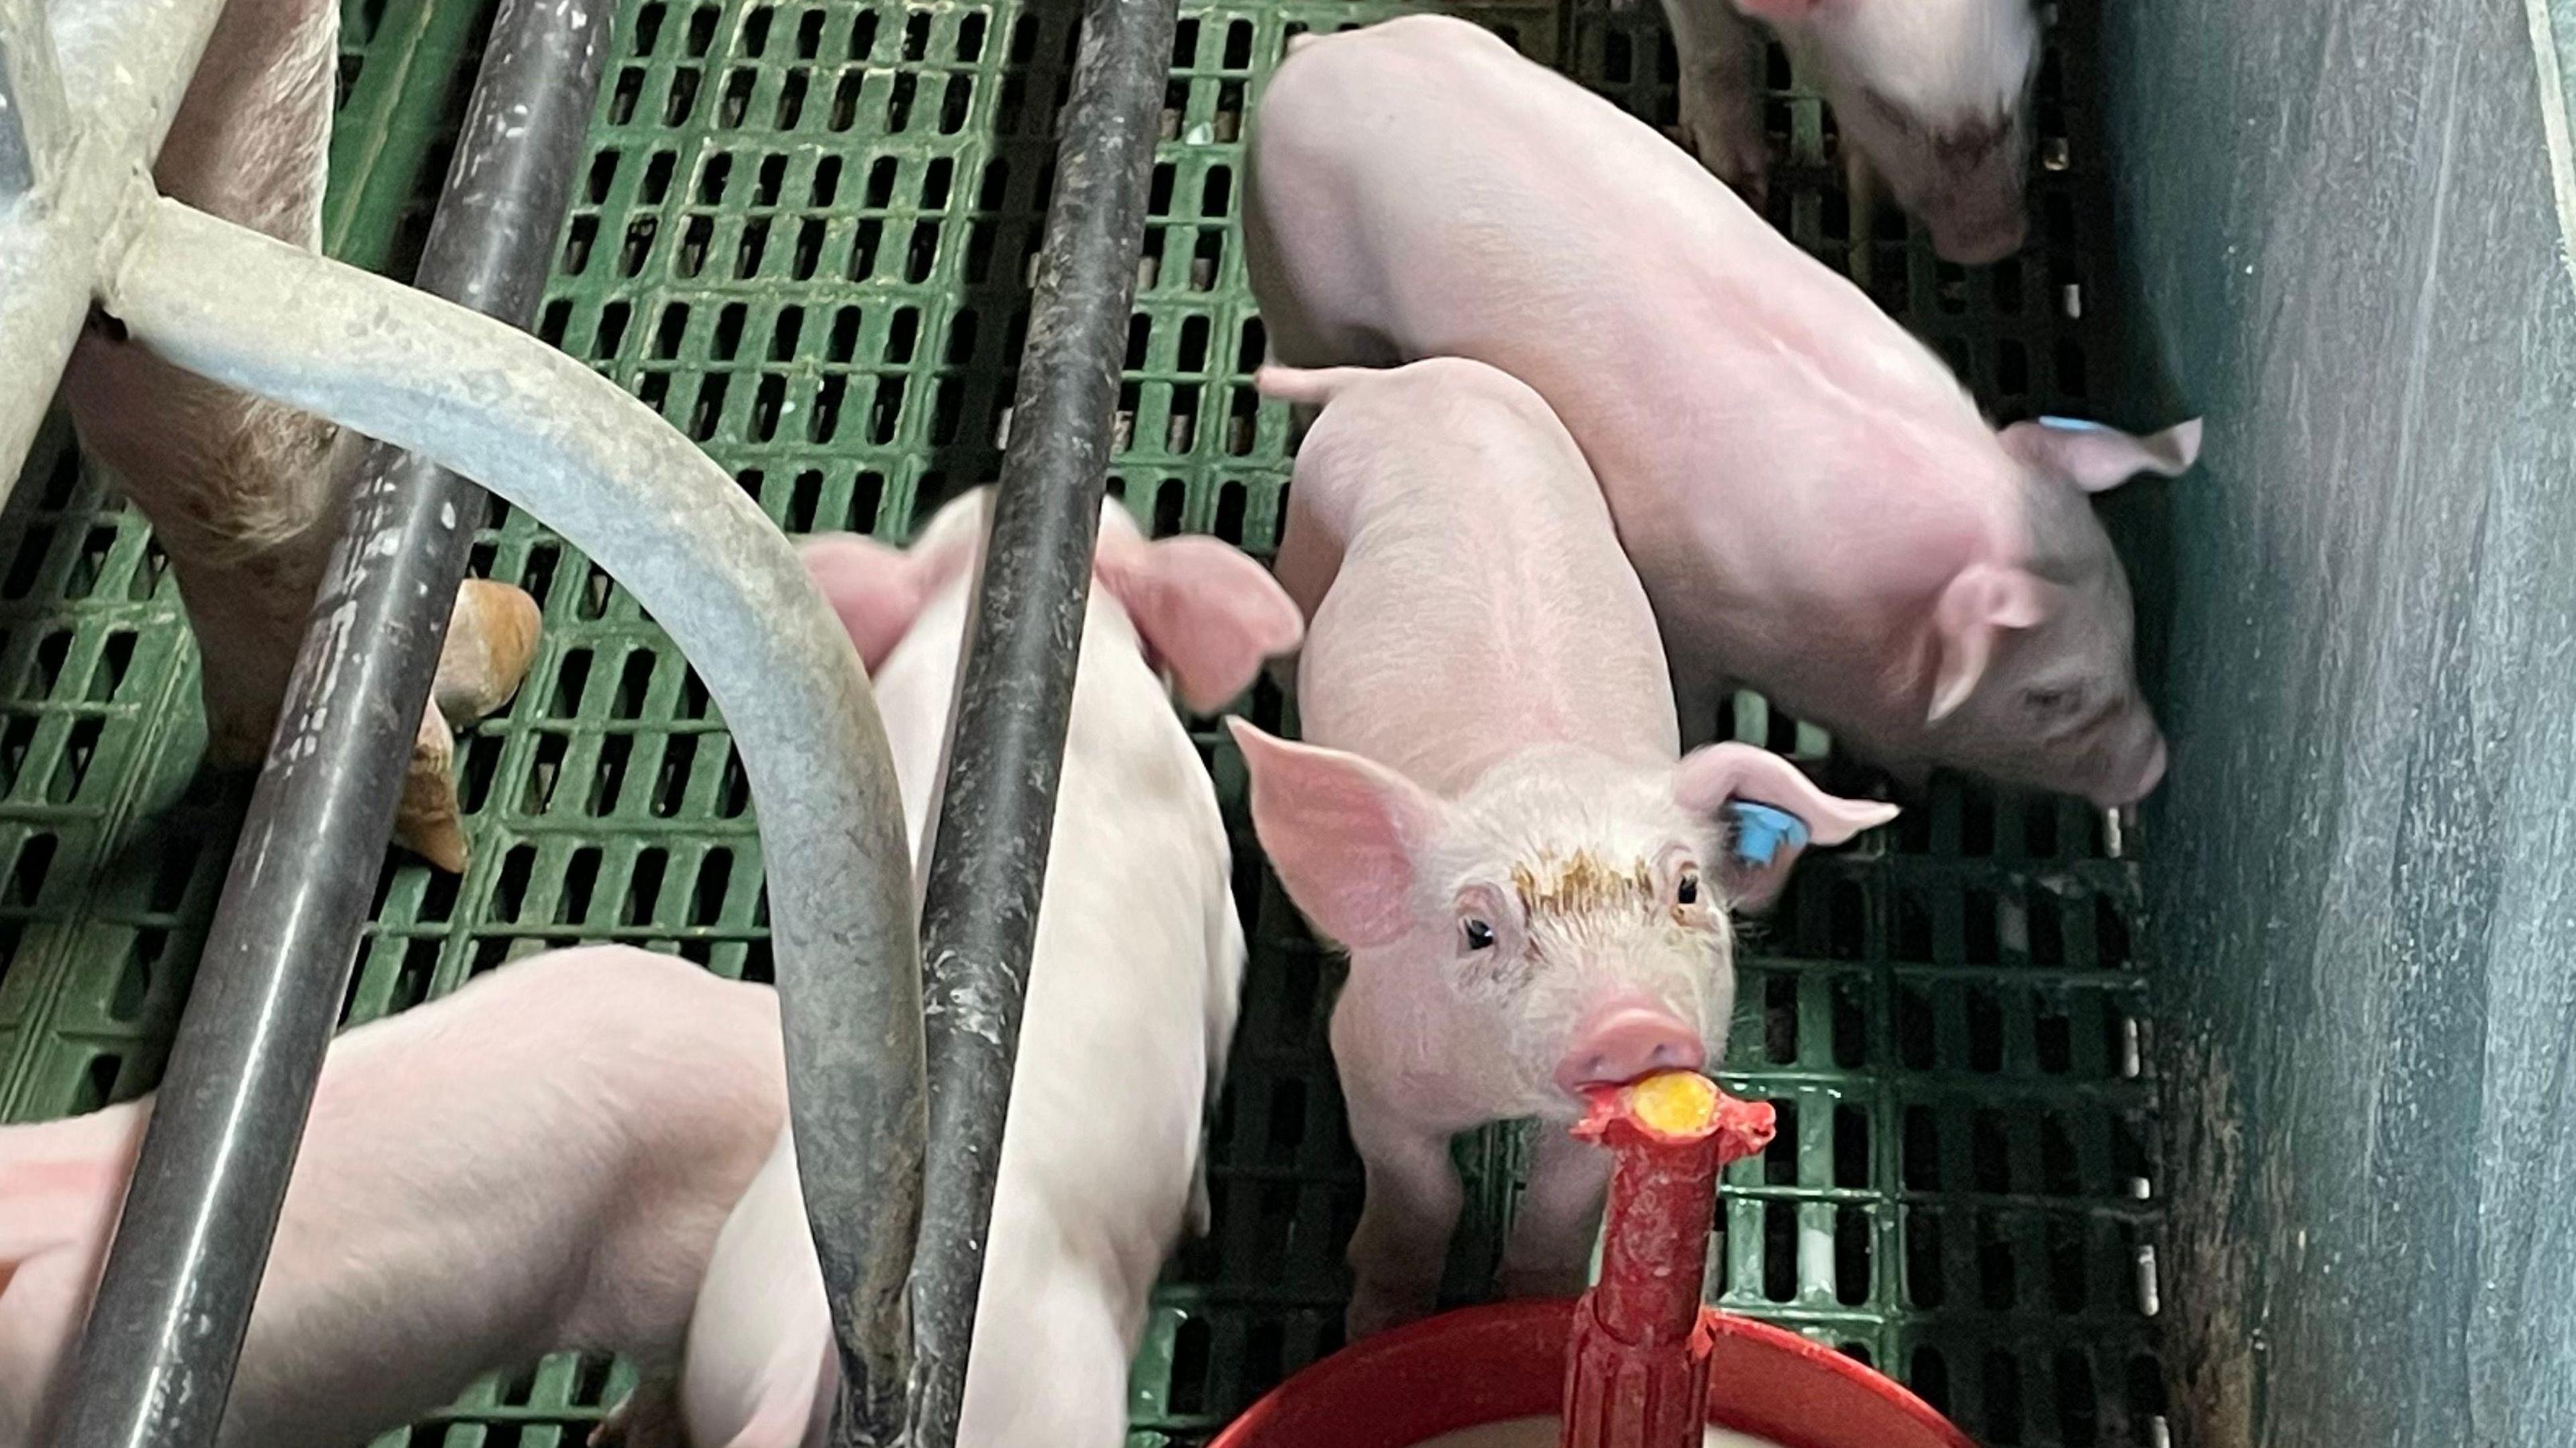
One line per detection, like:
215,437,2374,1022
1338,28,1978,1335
0,1,2166,1445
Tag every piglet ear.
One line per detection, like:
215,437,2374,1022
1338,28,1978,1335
1097,531,1305,713
1229,720,1438,950
1927,562,2049,724
1673,742,1898,912
2000,416,2202,494
797,534,933,675
797,494,993,673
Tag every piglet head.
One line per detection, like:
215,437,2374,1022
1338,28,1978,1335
1230,724,1894,1113
1923,417,2200,805
797,489,1301,710
1749,0,2041,263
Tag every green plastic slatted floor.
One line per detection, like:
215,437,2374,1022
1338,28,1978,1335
0,0,2169,1443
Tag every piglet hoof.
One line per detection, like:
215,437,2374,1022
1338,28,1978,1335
434,580,543,725
394,708,472,874
393,581,537,871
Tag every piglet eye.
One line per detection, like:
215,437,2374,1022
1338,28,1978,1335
1460,918,1496,952
1675,868,1701,907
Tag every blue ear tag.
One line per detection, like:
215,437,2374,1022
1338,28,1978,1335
1726,802,1810,869
2034,415,2112,433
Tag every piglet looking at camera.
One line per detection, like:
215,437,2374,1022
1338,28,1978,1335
678,488,1301,1448
1232,360,1894,1339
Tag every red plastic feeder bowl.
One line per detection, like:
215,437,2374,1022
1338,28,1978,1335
1207,1300,1975,1448
1211,1076,1978,1448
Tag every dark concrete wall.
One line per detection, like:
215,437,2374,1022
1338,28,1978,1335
2100,1,2576,1444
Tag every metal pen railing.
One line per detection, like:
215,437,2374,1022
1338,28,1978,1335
0,0,1179,1439
54,3,624,1440
900,0,1175,1438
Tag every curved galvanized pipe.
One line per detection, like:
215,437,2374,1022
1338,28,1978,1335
93,194,928,1442
52,3,617,1441
0,0,229,486
0,0,69,199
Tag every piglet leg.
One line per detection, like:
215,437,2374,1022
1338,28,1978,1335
1339,1082,1466,1339
60,0,541,871
62,356,343,767
1845,147,1884,289
1658,0,1770,209
61,0,343,767
1495,1124,1611,1302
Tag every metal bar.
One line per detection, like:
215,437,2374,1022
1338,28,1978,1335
50,4,611,1444
897,0,1176,1439
0,0,231,488
83,190,928,1447
0,0,68,197
41,0,231,156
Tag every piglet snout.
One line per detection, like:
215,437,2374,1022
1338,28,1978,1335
2087,724,2169,808
2128,738,2169,801
1554,1001,1706,1094
1930,210,2029,267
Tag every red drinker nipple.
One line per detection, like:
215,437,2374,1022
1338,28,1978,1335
1560,1071,1777,1448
